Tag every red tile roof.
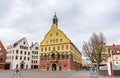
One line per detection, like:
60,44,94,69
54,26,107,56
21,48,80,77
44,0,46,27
107,44,120,55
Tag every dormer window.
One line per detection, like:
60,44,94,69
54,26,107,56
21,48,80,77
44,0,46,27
53,39,55,43
23,41,26,44
60,39,62,42
50,33,52,37
35,47,39,50
50,40,52,44
56,32,58,36
53,47,55,51
56,39,58,43
66,45,68,50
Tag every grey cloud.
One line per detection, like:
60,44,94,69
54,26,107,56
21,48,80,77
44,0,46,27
0,0,12,19
0,0,120,51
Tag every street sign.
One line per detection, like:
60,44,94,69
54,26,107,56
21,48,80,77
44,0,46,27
15,69,20,74
90,67,97,78
91,67,96,72
13,69,21,78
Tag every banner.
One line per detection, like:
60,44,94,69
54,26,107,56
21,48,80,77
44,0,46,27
107,62,112,75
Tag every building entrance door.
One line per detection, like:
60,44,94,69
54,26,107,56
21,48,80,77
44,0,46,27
5,63,10,69
47,65,49,70
20,61,25,69
52,64,56,71
20,64,24,69
59,65,62,71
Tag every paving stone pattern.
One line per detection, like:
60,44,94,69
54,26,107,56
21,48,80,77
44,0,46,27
0,69,119,78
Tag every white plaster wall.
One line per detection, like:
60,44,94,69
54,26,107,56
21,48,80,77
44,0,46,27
6,38,31,70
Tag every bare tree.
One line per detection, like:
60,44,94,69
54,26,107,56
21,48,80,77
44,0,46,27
82,33,107,71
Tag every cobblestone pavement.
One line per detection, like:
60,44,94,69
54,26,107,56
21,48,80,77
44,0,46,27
0,69,120,78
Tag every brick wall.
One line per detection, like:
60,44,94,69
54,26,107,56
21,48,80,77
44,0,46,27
0,41,7,69
39,59,82,71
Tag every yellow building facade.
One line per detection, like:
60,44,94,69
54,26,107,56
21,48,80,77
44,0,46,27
39,14,82,71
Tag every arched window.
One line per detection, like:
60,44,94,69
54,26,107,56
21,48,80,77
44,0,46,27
70,54,73,59
66,54,69,59
23,41,26,44
41,48,43,52
56,39,58,43
56,32,58,36
52,53,55,59
41,55,43,60
47,54,50,60
58,46,60,50
16,56,18,60
53,47,55,51
16,50,19,54
48,47,51,51
28,52,30,55
44,55,47,60
50,40,52,44
50,33,52,37
46,55,48,60
53,39,55,43
57,53,60,60
16,64,18,69
66,45,69,50
60,39,62,42
20,56,22,60
45,47,47,51
24,51,26,55
20,50,23,54
62,53,65,59
62,45,64,50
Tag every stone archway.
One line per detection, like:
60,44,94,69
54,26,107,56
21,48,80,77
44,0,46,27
52,63,56,71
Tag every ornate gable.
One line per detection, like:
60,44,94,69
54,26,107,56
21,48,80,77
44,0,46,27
41,15,70,46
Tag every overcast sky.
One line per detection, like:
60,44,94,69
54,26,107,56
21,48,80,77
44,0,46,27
0,0,120,54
